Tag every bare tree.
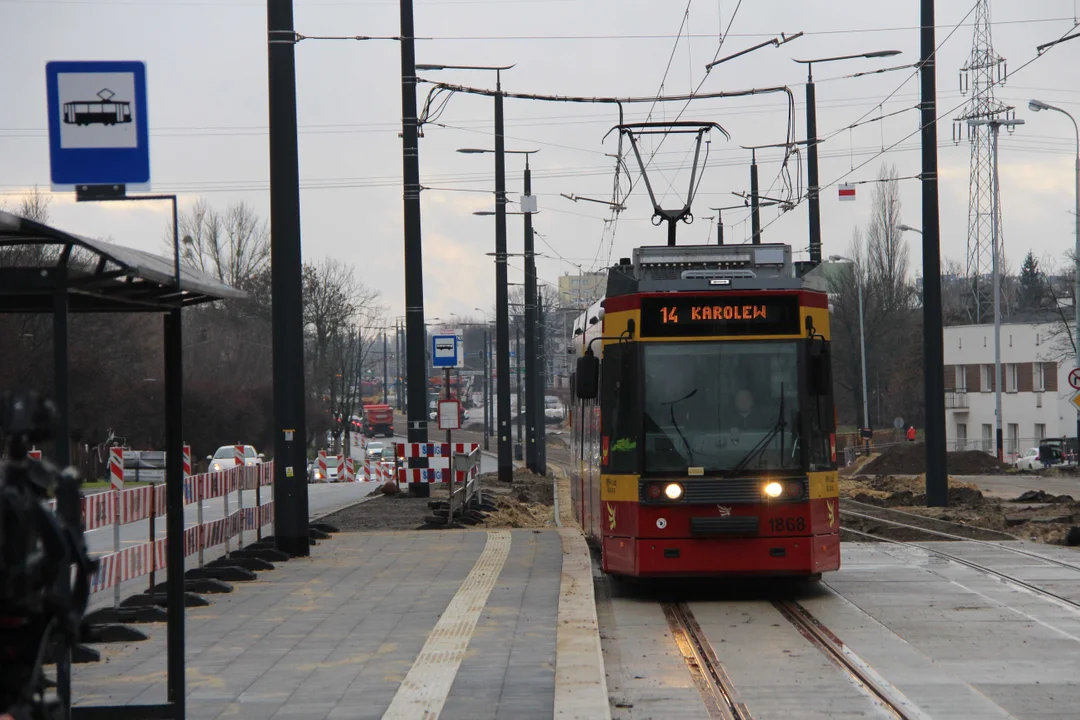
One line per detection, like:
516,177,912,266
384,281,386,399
175,199,270,288
829,164,921,429
302,257,384,448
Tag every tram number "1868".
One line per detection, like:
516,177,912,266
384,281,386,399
768,517,806,533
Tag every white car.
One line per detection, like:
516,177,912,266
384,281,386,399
1014,447,1057,471
207,444,263,473
366,442,385,460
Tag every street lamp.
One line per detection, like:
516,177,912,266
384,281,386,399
794,50,902,265
1030,98,1080,451
896,224,923,235
425,62,515,481
968,116,1024,462
829,255,871,457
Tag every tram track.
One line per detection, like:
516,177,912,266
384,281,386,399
661,601,751,720
772,599,922,720
840,506,1080,615
661,597,923,720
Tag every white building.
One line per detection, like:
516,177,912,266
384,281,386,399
943,316,1075,461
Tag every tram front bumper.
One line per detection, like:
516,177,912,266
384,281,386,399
601,533,840,578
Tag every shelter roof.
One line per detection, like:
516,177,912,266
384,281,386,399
0,209,245,312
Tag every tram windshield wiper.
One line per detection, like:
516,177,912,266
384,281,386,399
664,389,698,467
724,383,785,478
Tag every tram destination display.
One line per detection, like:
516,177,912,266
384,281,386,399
638,294,801,337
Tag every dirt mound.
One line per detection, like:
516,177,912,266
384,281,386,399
479,496,555,528
839,453,879,476
1011,490,1076,504
858,442,1008,476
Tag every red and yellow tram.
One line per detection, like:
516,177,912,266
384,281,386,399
570,243,840,579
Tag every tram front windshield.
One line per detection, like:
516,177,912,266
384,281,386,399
642,341,799,474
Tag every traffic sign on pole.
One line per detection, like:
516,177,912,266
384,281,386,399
1071,391,1080,413
1069,368,1080,391
431,334,461,368
46,61,150,190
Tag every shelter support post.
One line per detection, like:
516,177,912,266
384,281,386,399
163,309,186,712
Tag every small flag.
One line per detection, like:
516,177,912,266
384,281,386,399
838,183,856,201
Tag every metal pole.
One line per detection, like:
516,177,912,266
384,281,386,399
396,320,403,411
717,208,724,245
516,321,523,458
400,0,431,493
537,289,547,475
383,330,389,404
857,274,870,457
806,66,822,265
483,327,490,451
921,0,948,507
523,158,539,472
750,150,762,244
268,0,310,556
495,73,513,481
1073,122,1080,458
52,257,71,718
445,367,452,445
164,197,185,712
991,123,1004,462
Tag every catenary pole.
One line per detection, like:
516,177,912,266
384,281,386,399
400,0,430,491
805,66,821,264
523,157,539,471
921,0,948,507
495,72,513,481
750,150,762,244
268,0,310,555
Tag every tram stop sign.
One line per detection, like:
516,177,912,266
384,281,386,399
1069,367,1080,390
860,427,873,440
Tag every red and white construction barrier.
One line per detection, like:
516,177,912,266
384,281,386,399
109,446,124,490
394,443,481,487
82,459,276,601
397,442,479,459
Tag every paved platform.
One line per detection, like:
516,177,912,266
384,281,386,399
71,528,608,719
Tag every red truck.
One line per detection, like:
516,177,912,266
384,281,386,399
362,404,394,438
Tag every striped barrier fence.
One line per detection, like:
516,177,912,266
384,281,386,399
395,443,481,488
82,460,275,601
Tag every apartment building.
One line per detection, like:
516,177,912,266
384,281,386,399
943,316,1073,460
557,271,607,308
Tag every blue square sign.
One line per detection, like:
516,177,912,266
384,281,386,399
432,334,459,368
46,61,150,190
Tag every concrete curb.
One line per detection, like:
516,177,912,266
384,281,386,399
554,527,611,719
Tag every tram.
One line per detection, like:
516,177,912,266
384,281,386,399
569,243,839,578
62,99,132,126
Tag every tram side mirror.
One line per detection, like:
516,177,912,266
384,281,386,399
576,352,600,399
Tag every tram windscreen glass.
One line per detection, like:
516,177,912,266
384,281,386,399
639,295,801,337
642,341,799,474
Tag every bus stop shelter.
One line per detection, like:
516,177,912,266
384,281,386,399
0,208,244,719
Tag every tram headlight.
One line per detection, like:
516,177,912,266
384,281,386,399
664,483,683,500
763,481,783,499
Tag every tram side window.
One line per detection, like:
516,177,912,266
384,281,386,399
601,344,640,473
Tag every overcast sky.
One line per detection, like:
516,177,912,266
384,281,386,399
5,0,1080,321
